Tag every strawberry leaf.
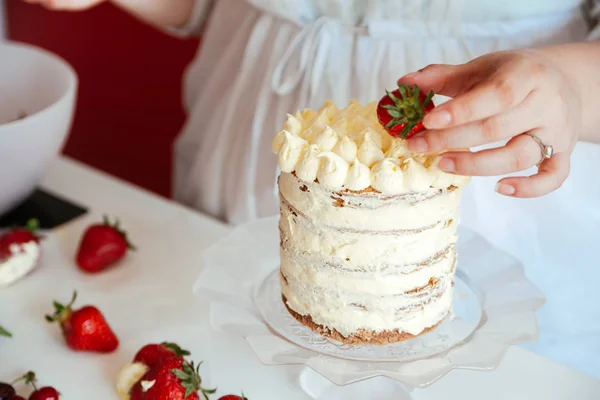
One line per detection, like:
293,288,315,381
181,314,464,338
161,342,191,357
398,85,408,101
386,90,400,105
0,325,11,338
379,84,435,136
423,90,435,107
25,219,39,232
45,291,77,324
386,109,402,119
102,215,137,251
172,369,189,380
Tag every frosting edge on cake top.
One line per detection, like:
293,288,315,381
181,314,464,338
272,100,471,195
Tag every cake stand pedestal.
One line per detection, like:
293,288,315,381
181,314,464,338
195,217,545,398
299,369,414,399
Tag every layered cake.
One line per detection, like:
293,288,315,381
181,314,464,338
271,96,470,345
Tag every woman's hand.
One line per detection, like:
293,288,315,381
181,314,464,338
22,0,106,10
398,49,583,198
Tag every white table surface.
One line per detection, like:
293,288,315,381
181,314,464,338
0,156,599,400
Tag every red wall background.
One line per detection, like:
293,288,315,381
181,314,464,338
6,0,200,198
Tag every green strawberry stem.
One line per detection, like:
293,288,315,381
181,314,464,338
102,215,137,251
0,324,12,338
25,218,39,232
161,341,191,357
12,371,37,391
172,361,216,400
383,84,434,138
45,291,77,324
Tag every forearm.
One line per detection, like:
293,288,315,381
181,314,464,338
537,41,600,143
110,0,195,29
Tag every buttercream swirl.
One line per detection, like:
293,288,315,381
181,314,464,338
333,134,358,163
272,100,471,194
345,158,371,191
313,126,339,151
296,144,322,182
357,130,385,167
371,158,405,194
278,131,307,173
317,152,349,191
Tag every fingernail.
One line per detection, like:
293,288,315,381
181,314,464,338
397,73,419,85
495,183,516,196
408,137,428,153
424,111,451,129
438,157,455,173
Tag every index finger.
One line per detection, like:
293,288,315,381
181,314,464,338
423,72,535,130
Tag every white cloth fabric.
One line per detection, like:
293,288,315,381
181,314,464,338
173,0,600,378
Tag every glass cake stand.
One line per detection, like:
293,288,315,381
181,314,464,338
194,217,546,399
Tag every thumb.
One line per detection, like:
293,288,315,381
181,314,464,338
397,63,477,98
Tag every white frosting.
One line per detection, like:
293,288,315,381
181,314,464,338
272,101,471,194
316,152,349,191
274,100,468,339
282,273,453,336
357,130,385,167
427,156,472,189
279,197,458,268
279,172,461,231
403,158,434,192
385,140,411,159
344,158,371,191
278,131,307,173
0,241,40,288
312,126,339,151
296,144,322,182
370,158,405,195
281,249,455,295
284,113,302,135
333,135,357,163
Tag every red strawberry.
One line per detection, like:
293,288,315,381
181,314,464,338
76,216,135,273
134,342,191,369
12,372,59,400
130,359,215,400
219,394,248,400
377,84,435,139
0,219,40,260
45,291,119,353
29,387,60,400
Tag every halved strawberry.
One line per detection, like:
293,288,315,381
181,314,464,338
0,219,40,260
377,84,435,139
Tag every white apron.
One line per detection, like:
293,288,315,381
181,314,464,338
174,0,600,378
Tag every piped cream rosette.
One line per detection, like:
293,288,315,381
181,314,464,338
272,100,470,194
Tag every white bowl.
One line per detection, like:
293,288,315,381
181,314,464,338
0,41,77,216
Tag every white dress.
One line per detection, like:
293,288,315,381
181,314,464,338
172,0,600,378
